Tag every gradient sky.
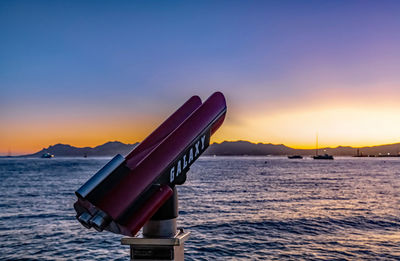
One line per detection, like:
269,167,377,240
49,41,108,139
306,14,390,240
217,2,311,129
1,1,400,155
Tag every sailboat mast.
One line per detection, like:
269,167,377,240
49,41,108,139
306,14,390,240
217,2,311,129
316,133,318,156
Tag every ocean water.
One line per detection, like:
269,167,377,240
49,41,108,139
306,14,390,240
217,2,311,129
0,157,399,260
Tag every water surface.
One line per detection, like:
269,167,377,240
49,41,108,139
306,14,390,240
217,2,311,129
0,157,399,260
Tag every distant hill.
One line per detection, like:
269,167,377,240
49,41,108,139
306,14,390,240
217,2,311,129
9,140,400,157
204,141,400,156
23,141,138,157
203,140,294,155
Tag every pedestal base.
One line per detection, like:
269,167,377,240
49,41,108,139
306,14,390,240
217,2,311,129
121,229,190,261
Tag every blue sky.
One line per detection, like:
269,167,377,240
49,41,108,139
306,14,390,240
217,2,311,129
1,1,400,154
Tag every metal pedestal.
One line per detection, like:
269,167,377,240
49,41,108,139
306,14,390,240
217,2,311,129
121,228,190,261
121,187,190,260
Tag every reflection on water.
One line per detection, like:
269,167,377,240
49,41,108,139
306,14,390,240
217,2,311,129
0,157,399,260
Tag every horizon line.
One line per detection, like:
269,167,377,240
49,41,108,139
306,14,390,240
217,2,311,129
4,139,400,157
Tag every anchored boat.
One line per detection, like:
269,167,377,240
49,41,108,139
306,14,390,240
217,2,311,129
313,134,333,160
288,155,303,159
41,152,54,158
313,154,333,160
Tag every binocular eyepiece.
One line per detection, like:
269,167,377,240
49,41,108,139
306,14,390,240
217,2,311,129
77,210,111,232
77,212,92,229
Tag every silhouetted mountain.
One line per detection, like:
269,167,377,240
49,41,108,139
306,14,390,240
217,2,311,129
204,141,400,156
203,140,294,155
10,140,400,157
24,141,138,157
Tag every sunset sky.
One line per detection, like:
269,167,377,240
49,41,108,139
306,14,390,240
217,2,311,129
1,1,400,155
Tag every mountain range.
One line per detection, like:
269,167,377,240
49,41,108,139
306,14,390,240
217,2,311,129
11,140,400,157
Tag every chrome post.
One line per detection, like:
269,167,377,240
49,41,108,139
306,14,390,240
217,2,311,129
121,187,190,261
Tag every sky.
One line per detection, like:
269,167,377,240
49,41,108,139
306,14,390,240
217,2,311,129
1,0,400,155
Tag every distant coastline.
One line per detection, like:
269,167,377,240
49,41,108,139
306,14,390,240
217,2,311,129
2,140,400,158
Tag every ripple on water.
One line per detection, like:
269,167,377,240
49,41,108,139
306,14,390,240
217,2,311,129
0,157,399,260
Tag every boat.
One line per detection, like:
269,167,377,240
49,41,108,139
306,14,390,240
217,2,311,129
6,148,12,158
313,134,333,160
41,152,54,158
313,154,333,160
288,155,303,159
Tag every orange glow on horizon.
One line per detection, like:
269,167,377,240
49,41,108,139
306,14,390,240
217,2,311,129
2,91,400,155
210,87,400,149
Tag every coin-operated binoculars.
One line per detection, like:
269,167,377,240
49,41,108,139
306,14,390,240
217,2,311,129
74,92,226,260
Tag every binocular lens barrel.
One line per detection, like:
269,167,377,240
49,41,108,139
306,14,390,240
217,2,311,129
76,154,125,199
89,211,110,232
77,212,92,229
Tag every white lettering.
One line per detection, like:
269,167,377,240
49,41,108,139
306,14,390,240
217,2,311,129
189,148,194,163
176,160,182,176
201,135,206,150
183,155,188,169
195,141,200,156
168,136,208,180
170,167,175,182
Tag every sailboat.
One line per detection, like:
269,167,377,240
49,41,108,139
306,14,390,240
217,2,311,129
312,134,333,160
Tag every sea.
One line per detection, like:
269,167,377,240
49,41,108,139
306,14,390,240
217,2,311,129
0,156,399,260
